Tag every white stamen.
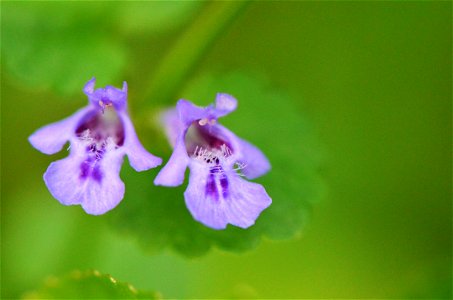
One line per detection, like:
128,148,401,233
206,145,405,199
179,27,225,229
192,144,232,166
79,129,93,143
198,118,208,126
77,129,118,159
234,162,247,171
98,100,113,114
233,162,247,177
198,118,217,126
104,136,117,151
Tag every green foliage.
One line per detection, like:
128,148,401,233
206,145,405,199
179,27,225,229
117,2,202,35
1,2,201,96
23,270,160,299
2,3,126,95
108,73,324,257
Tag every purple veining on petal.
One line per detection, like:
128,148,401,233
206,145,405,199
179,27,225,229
80,159,91,180
79,150,104,183
185,120,235,203
204,164,230,202
92,165,103,183
205,173,219,201
220,175,229,199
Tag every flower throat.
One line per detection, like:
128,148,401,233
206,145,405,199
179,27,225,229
75,108,125,182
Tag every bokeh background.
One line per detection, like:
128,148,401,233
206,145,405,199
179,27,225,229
1,1,451,299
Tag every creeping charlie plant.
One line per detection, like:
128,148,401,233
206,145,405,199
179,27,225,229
29,78,162,214
30,79,271,229
155,94,272,229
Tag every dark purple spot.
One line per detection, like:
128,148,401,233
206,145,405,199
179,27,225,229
91,165,103,183
205,165,229,200
205,173,219,201
210,165,221,174
220,176,229,199
79,161,90,179
79,154,103,183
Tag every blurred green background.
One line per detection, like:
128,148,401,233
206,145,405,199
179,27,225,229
1,1,451,299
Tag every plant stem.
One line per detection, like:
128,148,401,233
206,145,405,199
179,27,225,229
144,1,248,106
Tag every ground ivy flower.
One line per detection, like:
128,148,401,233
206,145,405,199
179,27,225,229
154,94,272,229
29,78,162,215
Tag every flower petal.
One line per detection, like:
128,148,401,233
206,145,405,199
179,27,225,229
43,144,126,215
176,99,206,126
44,152,85,206
176,95,237,126
184,163,272,229
161,108,184,148
84,78,127,111
120,112,162,171
197,123,270,179
80,153,125,215
238,138,271,179
154,133,189,186
213,93,237,118
29,106,94,155
83,77,96,94
104,82,127,110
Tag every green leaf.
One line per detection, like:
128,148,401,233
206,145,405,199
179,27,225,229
108,72,325,257
116,2,202,35
23,270,160,299
2,2,126,95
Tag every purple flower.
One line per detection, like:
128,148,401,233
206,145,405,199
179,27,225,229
155,94,272,229
29,78,162,215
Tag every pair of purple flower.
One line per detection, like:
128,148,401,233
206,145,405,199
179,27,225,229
29,78,271,230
